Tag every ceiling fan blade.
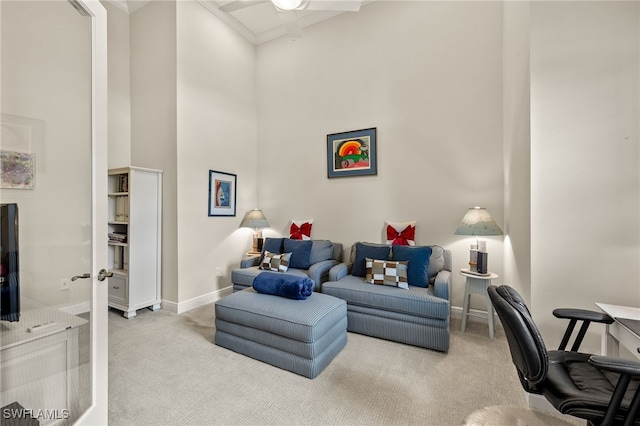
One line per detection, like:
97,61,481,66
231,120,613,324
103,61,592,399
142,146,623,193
219,0,268,13
303,0,361,12
277,10,303,40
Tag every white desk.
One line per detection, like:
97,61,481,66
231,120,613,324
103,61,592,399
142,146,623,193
460,269,499,340
0,308,88,425
595,303,640,361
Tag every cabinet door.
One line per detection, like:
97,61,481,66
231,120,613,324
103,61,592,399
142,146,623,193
0,1,108,424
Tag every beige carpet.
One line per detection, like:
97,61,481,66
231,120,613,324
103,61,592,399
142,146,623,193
108,304,583,426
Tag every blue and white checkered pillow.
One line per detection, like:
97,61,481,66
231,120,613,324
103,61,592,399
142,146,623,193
365,258,409,289
260,251,291,273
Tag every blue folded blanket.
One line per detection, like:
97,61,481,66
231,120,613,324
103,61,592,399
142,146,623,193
253,271,313,300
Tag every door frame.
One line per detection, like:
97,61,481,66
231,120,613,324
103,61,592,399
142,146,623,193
75,0,108,424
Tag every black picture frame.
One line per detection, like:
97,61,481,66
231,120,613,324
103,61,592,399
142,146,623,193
208,170,236,217
327,127,377,178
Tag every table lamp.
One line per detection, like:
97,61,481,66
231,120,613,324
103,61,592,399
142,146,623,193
240,209,270,254
454,207,503,274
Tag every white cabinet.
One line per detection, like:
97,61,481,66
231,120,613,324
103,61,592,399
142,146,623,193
108,167,162,319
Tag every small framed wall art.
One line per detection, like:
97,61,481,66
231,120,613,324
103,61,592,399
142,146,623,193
208,170,236,217
0,150,35,189
327,127,377,178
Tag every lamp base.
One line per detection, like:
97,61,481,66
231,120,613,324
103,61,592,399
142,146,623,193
477,252,488,274
252,230,264,253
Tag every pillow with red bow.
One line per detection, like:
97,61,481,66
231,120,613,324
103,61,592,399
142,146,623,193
385,220,416,246
289,219,313,240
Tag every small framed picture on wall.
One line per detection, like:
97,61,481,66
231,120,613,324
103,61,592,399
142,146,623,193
327,127,377,178
208,170,236,217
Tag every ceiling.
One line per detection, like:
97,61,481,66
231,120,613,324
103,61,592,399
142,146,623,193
105,0,373,45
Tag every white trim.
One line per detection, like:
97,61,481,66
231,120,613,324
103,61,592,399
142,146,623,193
75,0,108,424
197,0,257,45
161,286,233,314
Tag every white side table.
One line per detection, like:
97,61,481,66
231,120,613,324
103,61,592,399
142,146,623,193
460,269,499,340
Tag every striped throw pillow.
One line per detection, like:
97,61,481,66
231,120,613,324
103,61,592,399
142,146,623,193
365,258,409,289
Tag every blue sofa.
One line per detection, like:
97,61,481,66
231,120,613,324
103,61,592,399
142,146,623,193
231,238,343,293
322,242,451,352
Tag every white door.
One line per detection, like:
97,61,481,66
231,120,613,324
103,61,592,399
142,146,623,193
0,1,108,424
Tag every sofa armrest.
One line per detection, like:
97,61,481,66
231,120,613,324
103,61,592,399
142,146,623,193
307,259,338,286
329,263,351,281
240,255,260,268
433,269,451,300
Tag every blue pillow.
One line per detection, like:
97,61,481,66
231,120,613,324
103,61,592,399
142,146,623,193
259,238,284,264
283,238,313,269
263,237,284,254
392,245,432,287
352,242,391,277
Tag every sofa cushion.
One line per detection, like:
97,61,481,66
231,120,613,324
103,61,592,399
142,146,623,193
322,275,449,320
365,258,408,289
263,237,284,253
385,220,416,246
260,251,291,273
351,242,391,277
309,240,334,264
284,238,313,269
391,245,432,288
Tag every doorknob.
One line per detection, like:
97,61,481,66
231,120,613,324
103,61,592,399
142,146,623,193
98,268,113,281
71,273,91,281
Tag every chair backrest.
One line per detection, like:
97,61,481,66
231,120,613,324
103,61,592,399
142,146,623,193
488,285,549,391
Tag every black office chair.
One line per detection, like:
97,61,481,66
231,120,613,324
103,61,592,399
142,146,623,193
488,285,640,426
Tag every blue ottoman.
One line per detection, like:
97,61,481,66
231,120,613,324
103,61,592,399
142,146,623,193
214,288,347,379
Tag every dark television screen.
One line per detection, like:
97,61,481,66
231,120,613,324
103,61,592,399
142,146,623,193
0,203,20,322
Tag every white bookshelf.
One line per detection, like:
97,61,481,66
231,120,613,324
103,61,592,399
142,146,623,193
107,167,163,318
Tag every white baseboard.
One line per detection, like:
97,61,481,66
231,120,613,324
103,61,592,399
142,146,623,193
161,286,233,314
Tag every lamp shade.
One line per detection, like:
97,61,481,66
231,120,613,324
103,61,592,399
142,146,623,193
454,207,503,236
240,209,270,229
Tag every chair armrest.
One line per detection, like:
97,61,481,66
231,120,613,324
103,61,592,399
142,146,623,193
588,355,640,424
240,255,260,268
553,308,614,324
307,259,338,288
329,263,351,281
553,308,614,352
433,269,451,300
589,355,640,377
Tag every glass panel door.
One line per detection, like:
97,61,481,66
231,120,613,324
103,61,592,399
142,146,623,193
0,1,108,424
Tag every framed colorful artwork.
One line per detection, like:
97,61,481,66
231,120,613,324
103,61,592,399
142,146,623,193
208,170,236,217
0,150,35,189
327,127,377,178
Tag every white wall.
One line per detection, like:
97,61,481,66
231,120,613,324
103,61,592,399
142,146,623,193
256,1,505,309
175,1,258,303
1,1,92,307
531,1,640,352
502,2,531,302
127,1,258,308
102,1,131,169
130,0,179,302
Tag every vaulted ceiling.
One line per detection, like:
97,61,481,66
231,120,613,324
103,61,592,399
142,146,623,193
105,0,373,45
